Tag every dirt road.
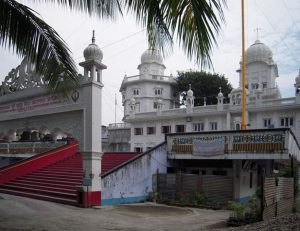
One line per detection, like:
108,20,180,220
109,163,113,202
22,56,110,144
0,194,230,231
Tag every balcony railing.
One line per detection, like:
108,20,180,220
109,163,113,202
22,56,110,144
123,74,175,83
108,123,131,129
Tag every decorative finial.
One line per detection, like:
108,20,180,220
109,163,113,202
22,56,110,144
92,30,95,44
254,27,261,40
189,84,192,90
219,86,222,92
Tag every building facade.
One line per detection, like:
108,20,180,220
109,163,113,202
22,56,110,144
119,40,300,152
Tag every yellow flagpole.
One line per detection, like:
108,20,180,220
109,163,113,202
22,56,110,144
241,0,247,130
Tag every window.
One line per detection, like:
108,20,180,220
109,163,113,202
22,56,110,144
147,147,152,150
134,128,143,135
175,125,185,133
147,127,156,135
134,147,143,153
161,125,171,134
133,88,140,96
236,94,241,105
262,82,267,89
153,102,158,109
263,118,271,128
251,83,259,90
154,88,162,95
191,170,200,174
210,122,218,131
280,117,294,127
193,123,204,132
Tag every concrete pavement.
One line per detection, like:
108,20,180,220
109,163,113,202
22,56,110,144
0,193,230,231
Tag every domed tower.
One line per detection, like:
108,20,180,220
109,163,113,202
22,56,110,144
79,30,107,82
120,49,176,116
236,40,280,100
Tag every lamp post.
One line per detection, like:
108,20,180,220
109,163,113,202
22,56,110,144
241,0,247,130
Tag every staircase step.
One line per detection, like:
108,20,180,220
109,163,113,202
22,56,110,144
0,188,78,206
13,179,80,189
16,177,81,185
33,171,83,178
0,185,77,199
43,167,82,172
28,172,82,179
7,182,77,194
23,174,82,181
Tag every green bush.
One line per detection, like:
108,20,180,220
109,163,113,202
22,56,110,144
228,201,245,220
191,191,208,206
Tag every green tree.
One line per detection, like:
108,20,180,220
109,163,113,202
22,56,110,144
1,0,226,91
175,71,232,106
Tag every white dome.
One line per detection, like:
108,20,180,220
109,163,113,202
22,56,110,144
83,32,103,61
231,87,242,94
231,87,249,94
218,92,224,98
246,40,273,64
141,49,163,64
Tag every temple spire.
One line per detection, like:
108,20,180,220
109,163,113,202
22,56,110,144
254,27,261,40
92,30,95,44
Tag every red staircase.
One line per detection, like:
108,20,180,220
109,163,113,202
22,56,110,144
0,141,81,205
0,144,138,206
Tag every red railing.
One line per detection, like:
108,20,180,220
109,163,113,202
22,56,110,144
0,140,78,184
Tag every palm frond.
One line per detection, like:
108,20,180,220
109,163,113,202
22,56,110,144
0,0,78,91
32,0,122,18
162,0,226,69
123,0,173,55
123,0,226,68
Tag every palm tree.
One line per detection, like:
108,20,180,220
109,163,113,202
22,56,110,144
0,0,226,91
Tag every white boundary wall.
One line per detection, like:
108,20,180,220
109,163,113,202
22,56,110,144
101,142,167,205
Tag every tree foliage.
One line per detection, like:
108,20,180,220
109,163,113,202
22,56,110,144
0,0,226,91
175,71,232,106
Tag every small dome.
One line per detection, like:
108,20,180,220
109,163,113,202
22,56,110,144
246,40,273,64
187,84,193,97
217,87,223,97
231,87,242,94
141,49,163,64
231,87,249,95
83,31,103,61
295,70,300,83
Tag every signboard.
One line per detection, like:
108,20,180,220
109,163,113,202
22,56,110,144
168,130,286,156
0,95,69,115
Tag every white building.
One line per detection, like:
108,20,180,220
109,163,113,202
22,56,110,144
119,40,300,152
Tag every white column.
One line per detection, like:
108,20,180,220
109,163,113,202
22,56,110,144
82,152,102,192
226,112,231,130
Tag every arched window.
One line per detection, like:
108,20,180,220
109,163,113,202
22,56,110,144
154,88,162,95
133,88,140,96
232,95,236,105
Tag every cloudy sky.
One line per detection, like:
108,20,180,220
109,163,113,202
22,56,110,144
0,0,299,125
